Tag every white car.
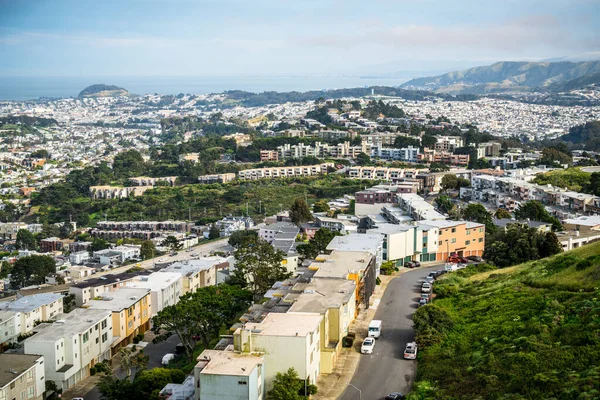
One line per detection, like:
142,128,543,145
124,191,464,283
403,342,418,359
421,282,432,293
361,337,375,354
162,353,175,365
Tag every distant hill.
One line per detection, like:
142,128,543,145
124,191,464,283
78,84,128,98
400,61,600,94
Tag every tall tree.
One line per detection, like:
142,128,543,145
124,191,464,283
267,368,305,400
89,238,111,255
462,203,496,235
59,222,73,239
289,198,313,226
161,235,182,252
232,236,290,298
312,200,330,213
494,208,512,219
515,201,563,231
296,228,340,260
140,240,156,260
16,229,37,250
11,255,56,288
208,224,221,240
228,230,258,248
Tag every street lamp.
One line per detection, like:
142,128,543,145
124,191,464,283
347,383,362,400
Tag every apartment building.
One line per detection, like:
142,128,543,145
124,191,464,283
194,350,265,400
233,312,322,390
238,163,334,180
39,237,64,253
277,141,368,160
435,136,464,152
93,245,140,265
259,222,300,274
288,278,356,374
0,354,45,400
95,220,193,233
161,257,225,294
89,185,152,199
128,176,177,186
475,142,502,159
326,234,384,274
421,219,485,261
24,308,112,391
361,133,402,147
0,293,64,335
371,145,420,162
433,152,470,166
69,271,152,306
126,272,183,316
260,150,279,161
346,167,420,182
0,222,28,239
86,287,152,351
397,193,446,221
198,173,236,184
314,216,357,234
0,311,18,348
309,251,376,310
562,215,600,233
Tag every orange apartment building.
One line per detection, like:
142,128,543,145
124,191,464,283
86,287,152,355
426,220,486,261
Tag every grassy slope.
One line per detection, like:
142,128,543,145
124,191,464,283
531,168,591,192
413,242,600,400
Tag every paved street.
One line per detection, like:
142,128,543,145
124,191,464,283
339,265,440,400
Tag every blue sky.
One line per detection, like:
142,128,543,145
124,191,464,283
1,0,599,77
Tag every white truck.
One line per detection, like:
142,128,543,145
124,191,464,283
368,320,382,338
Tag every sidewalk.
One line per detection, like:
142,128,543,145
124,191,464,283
60,374,102,400
312,272,400,400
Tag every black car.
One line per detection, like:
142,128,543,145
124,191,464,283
413,261,421,267
386,393,405,400
468,255,483,262
404,261,416,268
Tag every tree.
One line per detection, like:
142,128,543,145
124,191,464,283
118,347,148,378
394,136,420,148
112,149,147,179
133,368,185,400
462,203,496,235
435,195,453,214
89,238,110,255
151,285,252,361
421,134,437,149
98,375,135,400
15,229,37,250
537,231,563,258
429,162,450,172
289,198,313,226
228,230,258,248
586,172,600,196
232,236,290,298
161,235,182,252
440,174,458,191
312,200,330,213
40,222,60,239
11,255,56,288
356,152,371,166
59,222,73,239
514,201,563,231
208,224,221,240
267,368,304,400
296,228,339,260
494,208,512,219
140,240,156,260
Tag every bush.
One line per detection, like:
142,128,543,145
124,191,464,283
380,261,395,275
133,337,140,344
376,277,381,285
90,366,97,376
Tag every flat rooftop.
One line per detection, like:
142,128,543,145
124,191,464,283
0,354,42,387
126,271,181,291
326,234,382,254
289,278,355,314
0,293,62,313
86,287,150,311
70,270,151,289
162,257,228,276
26,308,111,342
196,349,263,376
563,215,600,227
243,312,322,337
311,251,373,279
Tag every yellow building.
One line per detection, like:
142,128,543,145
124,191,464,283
86,287,151,354
287,278,356,373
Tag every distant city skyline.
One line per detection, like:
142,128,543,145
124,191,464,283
1,0,599,77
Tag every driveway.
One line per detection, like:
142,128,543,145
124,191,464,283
339,265,440,400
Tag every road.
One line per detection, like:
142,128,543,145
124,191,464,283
340,265,441,400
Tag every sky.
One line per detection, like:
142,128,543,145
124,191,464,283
1,0,599,77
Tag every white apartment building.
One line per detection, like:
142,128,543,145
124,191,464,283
69,250,91,265
161,257,225,294
233,312,322,390
69,271,152,306
24,308,113,391
238,163,334,180
371,145,420,162
93,245,141,265
0,293,64,335
194,349,265,400
277,142,369,160
435,136,464,152
0,354,45,400
346,167,421,181
126,272,182,316
326,234,384,274
0,311,19,347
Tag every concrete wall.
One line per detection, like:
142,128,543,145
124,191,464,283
198,365,264,400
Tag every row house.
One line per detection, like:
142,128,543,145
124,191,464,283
198,173,236,184
89,185,152,199
128,176,177,186
346,167,421,182
161,257,224,294
0,293,64,335
238,163,334,180
24,308,112,391
371,145,420,162
69,271,152,306
95,220,193,232
259,150,278,161
126,272,183,316
0,354,45,400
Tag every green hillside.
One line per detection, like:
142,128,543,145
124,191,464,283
410,242,600,400
78,84,128,98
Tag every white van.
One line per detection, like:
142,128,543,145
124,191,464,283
444,263,458,272
368,320,382,338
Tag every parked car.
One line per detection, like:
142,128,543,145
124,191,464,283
418,298,428,307
162,353,175,365
468,255,482,262
191,252,199,257
456,263,467,270
433,270,445,277
424,276,435,284
444,263,458,272
420,293,431,301
403,342,418,359
404,261,416,268
361,337,376,354
386,392,405,400
458,256,468,263
412,261,421,267
421,282,432,293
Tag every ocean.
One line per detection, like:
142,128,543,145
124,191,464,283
0,75,412,101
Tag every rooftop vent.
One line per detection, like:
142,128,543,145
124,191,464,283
129,296,137,300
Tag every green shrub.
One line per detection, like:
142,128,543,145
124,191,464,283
576,259,592,271
90,366,97,376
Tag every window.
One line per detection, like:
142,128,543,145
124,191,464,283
0,388,5,400
466,229,470,235
451,238,456,243
102,333,108,343
27,371,33,380
238,381,248,385
128,321,133,328
479,238,483,242
466,240,470,245
101,319,107,329
451,228,456,233
95,324,98,331
479,227,484,233
9,383,15,390
27,386,34,399
83,333,89,343
96,338,99,344
438,241,442,245
127,307,133,317
20,390,25,400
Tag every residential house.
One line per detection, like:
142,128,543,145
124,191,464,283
126,272,183,316
161,257,225,294
0,354,45,400
69,271,152,306
24,308,112,391
0,293,63,335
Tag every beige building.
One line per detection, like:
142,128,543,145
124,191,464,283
161,258,225,294
238,163,334,180
233,312,322,390
562,215,600,233
0,354,45,400
0,293,64,335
